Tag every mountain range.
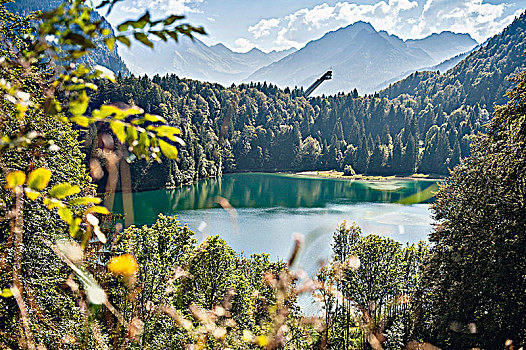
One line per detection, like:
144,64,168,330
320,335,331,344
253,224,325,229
6,1,484,97
118,38,295,84
120,21,477,95
89,10,526,190
246,21,478,95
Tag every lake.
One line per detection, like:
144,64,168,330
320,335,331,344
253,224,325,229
112,173,438,275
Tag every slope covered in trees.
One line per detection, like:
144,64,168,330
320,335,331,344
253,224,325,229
419,69,526,348
381,11,526,110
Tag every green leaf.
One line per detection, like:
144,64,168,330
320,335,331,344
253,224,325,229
110,121,126,143
163,14,185,26
63,32,96,49
133,12,150,29
5,171,26,189
58,207,73,224
139,130,150,148
116,35,131,47
126,125,139,144
158,139,178,159
117,21,131,32
0,289,13,298
167,31,179,42
27,168,52,190
68,197,102,206
134,32,153,48
151,31,167,41
49,183,81,199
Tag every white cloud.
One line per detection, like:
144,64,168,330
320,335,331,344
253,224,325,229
248,18,281,39
248,0,419,50
410,0,519,41
234,38,255,53
120,5,143,14
122,0,203,14
247,0,521,50
207,17,216,22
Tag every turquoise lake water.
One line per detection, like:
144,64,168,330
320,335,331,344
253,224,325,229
112,173,438,272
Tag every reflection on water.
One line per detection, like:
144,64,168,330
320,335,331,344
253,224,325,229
113,173,439,226
112,172,438,268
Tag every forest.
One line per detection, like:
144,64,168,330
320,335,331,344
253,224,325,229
0,0,525,349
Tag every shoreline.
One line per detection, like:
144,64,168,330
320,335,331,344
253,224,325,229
293,170,446,182
103,170,445,195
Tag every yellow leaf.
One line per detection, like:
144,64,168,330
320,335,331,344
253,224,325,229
58,207,73,224
85,205,110,215
158,139,178,159
108,254,139,276
5,171,26,189
24,188,40,200
26,168,52,190
69,90,89,116
49,183,81,199
104,37,116,51
68,197,102,206
69,217,82,238
110,121,126,143
0,288,13,298
70,116,91,127
255,335,269,346
144,114,166,123
43,197,65,209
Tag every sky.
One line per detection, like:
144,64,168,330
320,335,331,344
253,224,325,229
100,0,526,52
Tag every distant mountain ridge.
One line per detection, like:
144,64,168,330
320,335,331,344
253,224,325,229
374,45,480,91
118,38,295,84
405,31,478,64
246,21,478,95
